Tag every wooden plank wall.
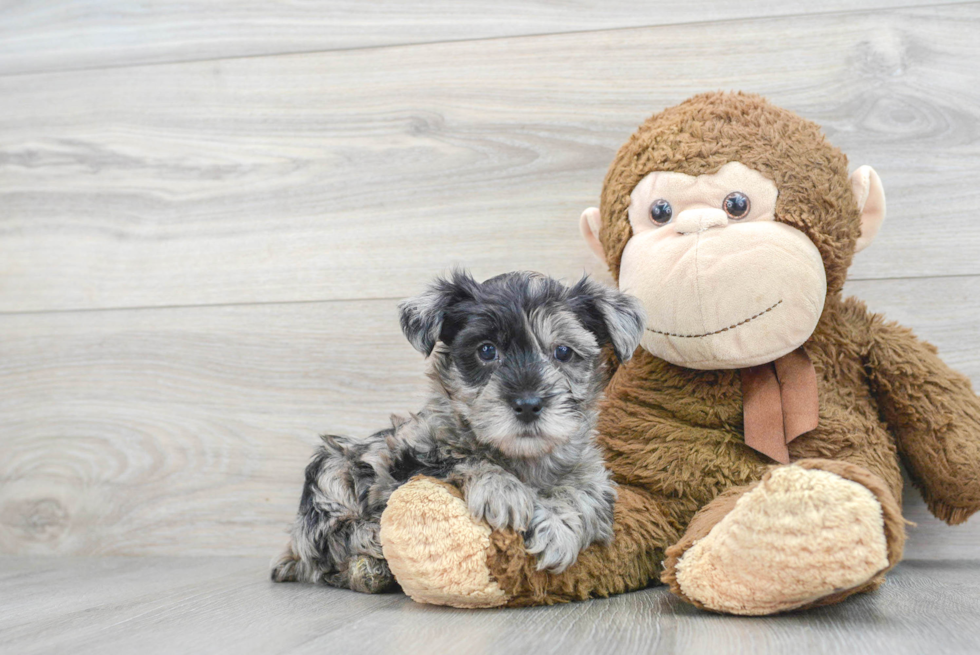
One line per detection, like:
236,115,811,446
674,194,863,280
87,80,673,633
1,1,979,559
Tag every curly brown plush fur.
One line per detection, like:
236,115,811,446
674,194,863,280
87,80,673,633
500,92,980,605
381,92,980,612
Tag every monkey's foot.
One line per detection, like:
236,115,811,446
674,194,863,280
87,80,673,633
380,476,509,608
663,464,892,615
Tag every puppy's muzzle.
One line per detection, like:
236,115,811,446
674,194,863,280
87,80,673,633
509,394,544,424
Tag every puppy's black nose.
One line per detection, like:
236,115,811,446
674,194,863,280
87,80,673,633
510,395,543,423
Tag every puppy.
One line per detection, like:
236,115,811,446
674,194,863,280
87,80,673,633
271,270,645,593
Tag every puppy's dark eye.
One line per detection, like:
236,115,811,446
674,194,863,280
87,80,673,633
553,345,573,362
723,192,750,219
649,199,673,225
477,343,497,362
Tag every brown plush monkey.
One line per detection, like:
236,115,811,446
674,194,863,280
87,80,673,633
379,92,980,614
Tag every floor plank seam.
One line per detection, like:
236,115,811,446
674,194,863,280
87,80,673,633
0,271,976,318
0,0,974,79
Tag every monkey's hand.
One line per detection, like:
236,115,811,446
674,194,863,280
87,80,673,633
381,477,673,608
457,463,535,532
866,306,980,524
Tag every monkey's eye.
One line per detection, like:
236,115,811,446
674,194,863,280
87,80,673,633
553,345,573,363
649,199,673,225
723,192,751,219
477,343,498,362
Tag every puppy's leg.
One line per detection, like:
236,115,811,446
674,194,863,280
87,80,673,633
270,541,302,582
327,518,398,593
274,433,397,591
526,453,617,573
328,555,396,594
452,461,535,532
525,489,588,573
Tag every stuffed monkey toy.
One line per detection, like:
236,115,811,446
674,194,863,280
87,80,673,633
378,92,980,614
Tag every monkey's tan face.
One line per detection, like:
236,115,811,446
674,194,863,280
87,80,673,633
617,162,826,370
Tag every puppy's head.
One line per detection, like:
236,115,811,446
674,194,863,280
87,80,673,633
399,270,645,459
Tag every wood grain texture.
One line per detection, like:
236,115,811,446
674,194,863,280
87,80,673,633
0,0,971,76
1,557,979,655
2,3,980,313
0,557,405,655
0,299,429,557
1,275,978,558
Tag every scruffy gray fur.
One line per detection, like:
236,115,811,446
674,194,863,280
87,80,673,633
271,270,645,592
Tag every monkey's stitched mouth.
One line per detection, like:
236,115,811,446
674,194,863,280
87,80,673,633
646,300,783,339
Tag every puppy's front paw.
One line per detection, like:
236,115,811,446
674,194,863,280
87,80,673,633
465,473,535,532
525,511,581,573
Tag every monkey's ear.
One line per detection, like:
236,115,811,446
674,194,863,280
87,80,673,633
579,207,606,261
850,165,886,253
398,270,477,356
568,276,647,362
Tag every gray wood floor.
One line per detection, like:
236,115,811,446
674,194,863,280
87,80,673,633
2,0,979,562
1,1,979,653
2,557,979,655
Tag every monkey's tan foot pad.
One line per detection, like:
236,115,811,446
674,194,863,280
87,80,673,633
380,475,510,608
669,466,889,615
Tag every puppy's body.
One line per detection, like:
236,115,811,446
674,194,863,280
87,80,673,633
272,271,645,592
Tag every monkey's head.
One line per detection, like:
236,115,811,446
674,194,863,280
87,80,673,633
581,92,886,370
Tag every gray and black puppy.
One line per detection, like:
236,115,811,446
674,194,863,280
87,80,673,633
271,270,645,593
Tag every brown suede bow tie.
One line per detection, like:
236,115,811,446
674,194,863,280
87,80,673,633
739,347,819,464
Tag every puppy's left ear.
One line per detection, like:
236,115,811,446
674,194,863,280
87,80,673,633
398,270,477,356
568,276,646,362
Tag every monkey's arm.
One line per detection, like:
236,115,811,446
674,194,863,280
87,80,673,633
866,312,980,524
380,477,683,607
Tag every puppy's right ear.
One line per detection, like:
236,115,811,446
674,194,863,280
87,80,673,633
398,270,477,356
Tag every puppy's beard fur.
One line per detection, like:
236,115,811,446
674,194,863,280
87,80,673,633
457,378,585,460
